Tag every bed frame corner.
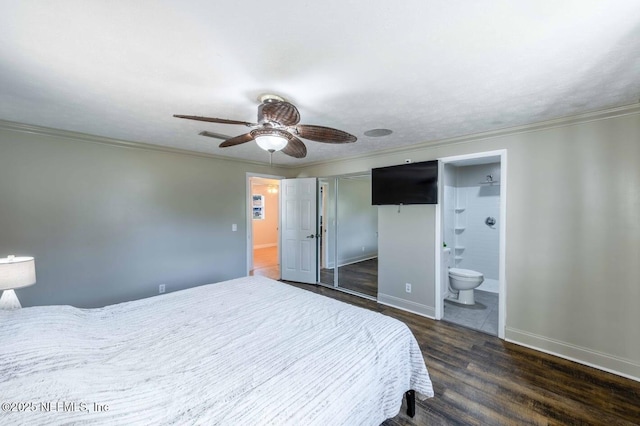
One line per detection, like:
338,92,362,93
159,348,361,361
405,389,416,417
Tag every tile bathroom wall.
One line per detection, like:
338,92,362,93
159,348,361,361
443,163,456,251
453,163,501,281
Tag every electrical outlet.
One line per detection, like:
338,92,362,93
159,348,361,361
159,284,165,294
405,283,411,293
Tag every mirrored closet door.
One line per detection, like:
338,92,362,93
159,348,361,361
318,175,378,299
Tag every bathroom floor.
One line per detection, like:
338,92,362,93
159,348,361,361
443,290,498,335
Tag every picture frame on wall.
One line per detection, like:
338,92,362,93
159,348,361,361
252,195,265,219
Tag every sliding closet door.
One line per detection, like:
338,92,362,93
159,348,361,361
335,175,378,298
317,175,379,298
318,178,337,287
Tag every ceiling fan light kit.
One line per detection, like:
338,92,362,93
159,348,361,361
174,95,356,161
253,130,289,152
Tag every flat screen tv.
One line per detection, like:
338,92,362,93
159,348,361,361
371,160,438,205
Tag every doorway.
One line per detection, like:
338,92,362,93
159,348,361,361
437,150,507,338
247,175,282,280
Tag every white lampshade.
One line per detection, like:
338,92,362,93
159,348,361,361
255,134,288,152
0,256,36,290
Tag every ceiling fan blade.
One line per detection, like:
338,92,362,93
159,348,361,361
259,101,300,126
295,125,357,143
199,131,234,140
174,114,256,126
281,136,307,158
219,132,254,147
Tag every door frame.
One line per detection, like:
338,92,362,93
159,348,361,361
246,172,285,276
435,149,507,339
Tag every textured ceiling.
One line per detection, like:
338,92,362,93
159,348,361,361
1,1,639,166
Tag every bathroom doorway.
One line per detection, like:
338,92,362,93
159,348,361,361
437,150,507,338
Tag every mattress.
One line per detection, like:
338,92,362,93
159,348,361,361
0,275,433,425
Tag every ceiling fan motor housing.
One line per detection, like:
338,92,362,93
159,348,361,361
250,128,293,141
258,100,300,126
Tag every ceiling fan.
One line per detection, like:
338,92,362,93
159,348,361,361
174,94,356,159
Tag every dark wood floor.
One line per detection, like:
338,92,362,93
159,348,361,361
320,257,378,297
282,281,640,426
253,247,379,297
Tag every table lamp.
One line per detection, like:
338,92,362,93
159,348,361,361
0,255,36,310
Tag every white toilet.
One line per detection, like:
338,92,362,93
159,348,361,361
448,268,484,305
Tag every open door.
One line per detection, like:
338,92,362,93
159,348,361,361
280,178,318,284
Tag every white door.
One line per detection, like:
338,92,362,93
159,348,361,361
280,178,318,283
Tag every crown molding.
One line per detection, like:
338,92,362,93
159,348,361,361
0,119,278,168
2,102,638,171
293,102,640,170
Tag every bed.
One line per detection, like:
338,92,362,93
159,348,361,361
0,276,433,425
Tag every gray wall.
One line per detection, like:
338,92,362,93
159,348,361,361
378,205,435,317
298,108,640,380
0,127,290,308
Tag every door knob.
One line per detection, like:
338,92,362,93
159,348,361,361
306,234,315,239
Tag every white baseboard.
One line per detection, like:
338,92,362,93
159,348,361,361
338,254,377,267
377,293,435,319
506,327,640,383
324,255,377,270
253,243,277,249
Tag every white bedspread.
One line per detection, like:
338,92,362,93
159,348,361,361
0,276,433,425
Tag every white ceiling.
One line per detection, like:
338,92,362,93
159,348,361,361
1,1,639,166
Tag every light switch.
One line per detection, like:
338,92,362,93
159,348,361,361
232,224,237,232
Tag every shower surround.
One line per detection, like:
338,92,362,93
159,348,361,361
444,162,500,293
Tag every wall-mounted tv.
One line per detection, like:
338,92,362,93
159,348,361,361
371,160,438,205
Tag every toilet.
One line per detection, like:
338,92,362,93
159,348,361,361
448,268,484,305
